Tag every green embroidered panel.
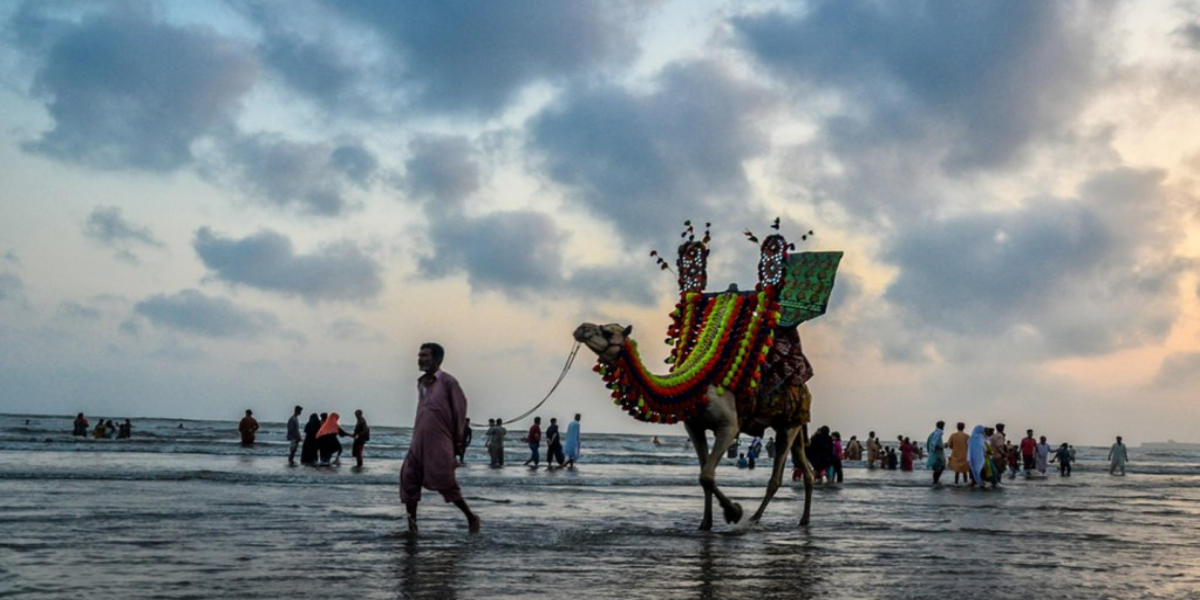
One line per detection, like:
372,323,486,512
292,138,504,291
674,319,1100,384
778,251,843,327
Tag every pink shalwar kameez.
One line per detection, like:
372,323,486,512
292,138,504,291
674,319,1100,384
400,369,467,504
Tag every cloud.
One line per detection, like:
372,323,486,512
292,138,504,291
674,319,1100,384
194,227,383,303
404,135,481,209
56,300,102,321
733,1,1110,174
1151,351,1200,390
208,134,377,216
82,205,164,262
882,167,1188,359
133,289,285,340
1178,21,1200,50
328,317,386,342
16,4,258,171
420,210,566,298
330,1,643,115
0,272,27,306
418,209,660,304
529,60,775,244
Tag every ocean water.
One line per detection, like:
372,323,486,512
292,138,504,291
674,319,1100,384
2,414,1199,599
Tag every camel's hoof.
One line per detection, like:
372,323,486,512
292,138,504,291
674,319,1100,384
698,521,713,532
799,515,810,527
724,502,743,524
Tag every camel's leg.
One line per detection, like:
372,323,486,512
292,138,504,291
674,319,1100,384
684,420,716,531
791,424,814,526
704,419,743,526
750,423,802,524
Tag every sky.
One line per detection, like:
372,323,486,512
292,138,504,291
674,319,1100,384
1,0,1199,446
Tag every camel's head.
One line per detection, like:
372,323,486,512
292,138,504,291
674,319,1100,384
573,322,632,364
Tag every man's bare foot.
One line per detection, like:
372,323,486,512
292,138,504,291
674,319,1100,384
407,515,419,535
467,515,481,534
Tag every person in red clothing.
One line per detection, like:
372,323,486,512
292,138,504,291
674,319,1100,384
523,416,542,467
1020,429,1037,475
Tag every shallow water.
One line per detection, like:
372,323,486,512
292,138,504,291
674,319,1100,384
2,415,1199,599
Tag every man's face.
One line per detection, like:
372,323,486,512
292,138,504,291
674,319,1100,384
418,348,440,374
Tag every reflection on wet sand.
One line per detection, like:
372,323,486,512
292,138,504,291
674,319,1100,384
396,535,467,600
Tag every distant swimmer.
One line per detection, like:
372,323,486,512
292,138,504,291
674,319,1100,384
117,419,132,440
400,342,481,535
72,413,89,437
238,409,259,446
652,436,662,446
1108,436,1129,475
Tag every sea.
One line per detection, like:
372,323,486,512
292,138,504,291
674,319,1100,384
2,414,1198,600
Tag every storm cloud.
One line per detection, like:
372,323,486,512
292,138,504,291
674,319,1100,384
404,135,482,210
883,167,1187,359
530,60,775,244
16,4,257,171
734,0,1109,174
208,135,378,217
331,1,642,115
194,227,383,304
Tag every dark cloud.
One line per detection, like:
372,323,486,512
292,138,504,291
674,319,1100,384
1179,21,1200,50
16,4,258,171
0,272,26,305
133,289,283,340
57,300,102,321
208,134,377,217
194,227,383,303
404,135,481,209
259,30,362,111
331,1,643,115
418,209,660,304
1151,351,1200,390
83,205,164,262
420,210,566,298
883,167,1187,359
564,265,658,306
530,60,775,243
735,1,1108,174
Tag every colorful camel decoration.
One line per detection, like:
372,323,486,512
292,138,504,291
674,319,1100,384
573,220,841,529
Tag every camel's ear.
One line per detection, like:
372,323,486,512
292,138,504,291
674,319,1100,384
623,325,633,337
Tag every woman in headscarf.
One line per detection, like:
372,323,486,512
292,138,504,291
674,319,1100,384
316,412,351,465
967,425,988,488
300,413,321,465
899,437,914,471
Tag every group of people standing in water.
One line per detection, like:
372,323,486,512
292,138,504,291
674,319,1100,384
797,420,1130,488
282,406,371,468
72,413,132,440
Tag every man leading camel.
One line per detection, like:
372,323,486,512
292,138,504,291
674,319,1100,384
400,342,481,534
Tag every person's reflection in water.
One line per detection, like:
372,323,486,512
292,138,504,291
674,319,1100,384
397,536,466,599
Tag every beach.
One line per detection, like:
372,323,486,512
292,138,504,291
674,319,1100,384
2,414,1199,599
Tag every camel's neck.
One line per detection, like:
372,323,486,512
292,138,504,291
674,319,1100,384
597,290,779,423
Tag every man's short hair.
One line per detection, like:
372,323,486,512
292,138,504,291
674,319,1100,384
420,342,445,362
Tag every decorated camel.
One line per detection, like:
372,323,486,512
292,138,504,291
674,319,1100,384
573,221,841,529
